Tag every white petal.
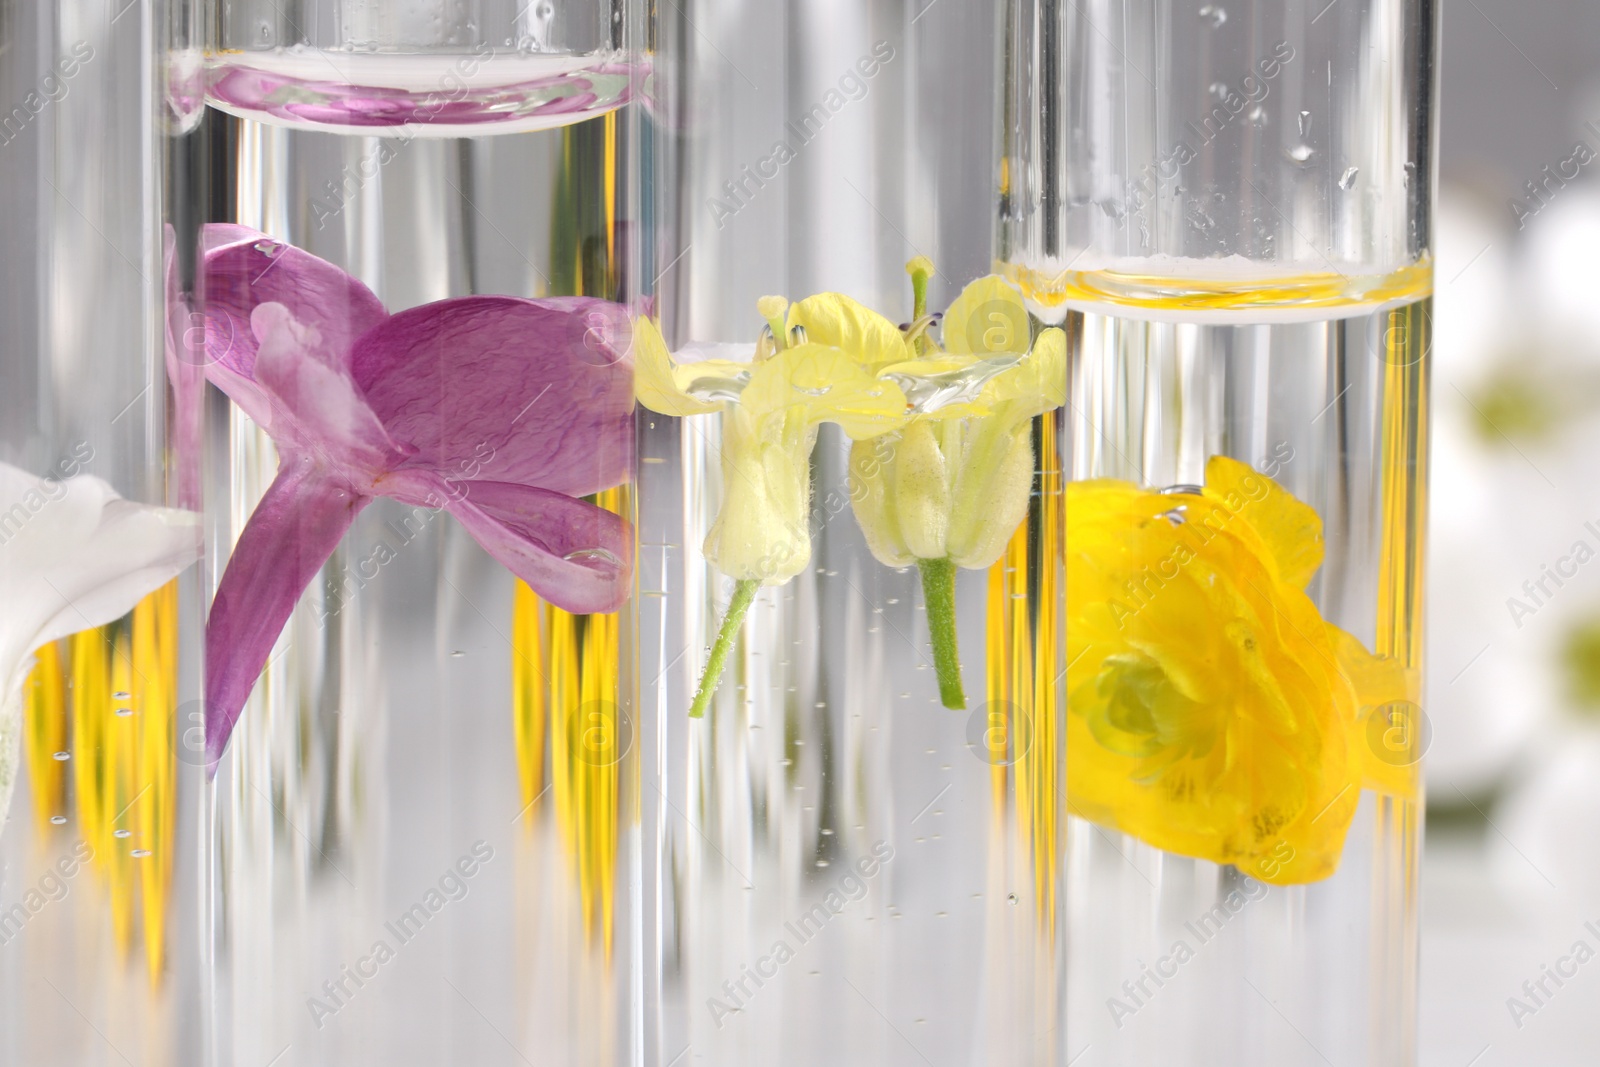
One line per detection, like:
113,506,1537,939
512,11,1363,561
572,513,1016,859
0,462,202,830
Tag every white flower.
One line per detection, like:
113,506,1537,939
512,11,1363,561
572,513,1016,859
0,461,201,833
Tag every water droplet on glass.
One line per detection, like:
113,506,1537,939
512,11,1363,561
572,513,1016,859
563,547,622,568
131,849,152,858
1198,4,1227,27
1339,166,1360,190
52,751,70,761
50,815,67,825
1248,105,1267,126
796,385,831,397
114,829,131,839
816,860,830,868
820,828,834,835
115,708,132,717
113,691,131,700
1286,144,1314,165
1008,893,1019,905
1297,110,1312,138
252,241,280,257
1208,81,1227,98
450,650,465,658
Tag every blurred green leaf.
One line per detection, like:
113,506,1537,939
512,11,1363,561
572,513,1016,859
1561,616,1600,713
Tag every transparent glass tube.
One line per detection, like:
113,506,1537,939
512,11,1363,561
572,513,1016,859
178,4,647,1063
1003,0,1434,322
639,5,1066,1065
0,3,207,1065
1008,1,1436,1064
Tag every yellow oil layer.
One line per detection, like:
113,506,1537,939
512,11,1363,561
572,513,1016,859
25,582,179,984
512,486,628,959
1002,258,1433,319
987,414,1064,935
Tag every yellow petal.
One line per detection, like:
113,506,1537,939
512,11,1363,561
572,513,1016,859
979,327,1067,417
740,343,909,441
946,427,1033,568
1203,455,1324,590
1065,469,1369,885
942,275,1031,355
632,317,725,417
1330,625,1421,798
880,356,981,377
786,294,912,370
849,437,915,568
703,413,814,584
892,420,952,559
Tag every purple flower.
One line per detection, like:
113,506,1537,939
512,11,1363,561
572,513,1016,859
197,225,634,767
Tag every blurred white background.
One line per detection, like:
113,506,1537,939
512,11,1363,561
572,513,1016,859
1425,1,1600,1063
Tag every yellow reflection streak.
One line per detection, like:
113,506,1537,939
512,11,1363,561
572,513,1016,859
23,641,68,839
988,415,1063,935
28,583,179,983
512,486,625,959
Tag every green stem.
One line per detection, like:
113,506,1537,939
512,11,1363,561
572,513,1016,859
910,268,929,322
689,579,760,719
907,256,934,357
918,557,966,709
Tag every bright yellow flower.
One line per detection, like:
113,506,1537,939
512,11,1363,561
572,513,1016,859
1066,455,1417,884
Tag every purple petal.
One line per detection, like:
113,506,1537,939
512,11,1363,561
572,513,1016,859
248,302,411,474
200,225,387,383
205,458,369,768
350,296,634,497
440,478,632,615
